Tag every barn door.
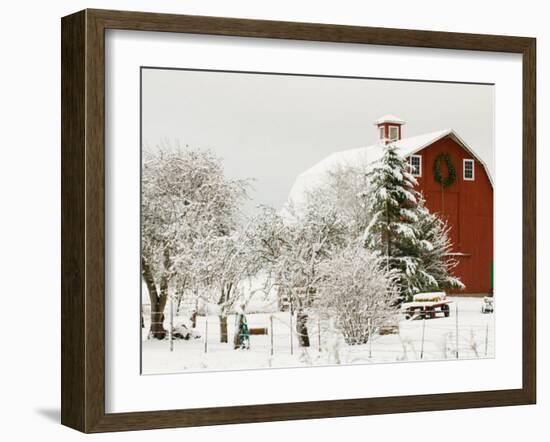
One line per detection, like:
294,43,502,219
426,190,460,249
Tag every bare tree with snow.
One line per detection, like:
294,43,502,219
250,201,347,347
141,144,249,339
303,161,370,238
196,228,265,343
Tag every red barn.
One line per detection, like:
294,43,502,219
374,115,493,294
290,115,494,295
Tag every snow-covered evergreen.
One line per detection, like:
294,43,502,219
363,142,424,300
363,142,462,300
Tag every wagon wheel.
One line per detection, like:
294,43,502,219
442,304,450,317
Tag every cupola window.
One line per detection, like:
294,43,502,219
388,125,399,141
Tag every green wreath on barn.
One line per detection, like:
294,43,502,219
433,153,456,188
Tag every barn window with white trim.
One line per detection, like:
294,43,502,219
410,154,422,177
464,158,475,180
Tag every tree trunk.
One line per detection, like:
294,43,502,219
296,309,310,347
142,256,168,340
191,292,198,328
150,302,166,340
218,283,233,343
219,315,228,343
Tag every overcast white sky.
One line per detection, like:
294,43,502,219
142,68,494,212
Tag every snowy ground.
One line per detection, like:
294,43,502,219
141,297,495,374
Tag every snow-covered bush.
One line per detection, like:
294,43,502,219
172,322,201,340
316,243,399,346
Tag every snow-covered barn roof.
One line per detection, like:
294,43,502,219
288,129,493,208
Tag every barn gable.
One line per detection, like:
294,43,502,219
399,129,493,187
288,128,492,208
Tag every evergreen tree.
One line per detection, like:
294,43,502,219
363,142,463,300
363,142,423,301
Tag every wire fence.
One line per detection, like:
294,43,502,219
142,301,495,362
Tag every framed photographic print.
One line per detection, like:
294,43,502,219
61,9,536,433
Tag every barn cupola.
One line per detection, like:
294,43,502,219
375,115,405,144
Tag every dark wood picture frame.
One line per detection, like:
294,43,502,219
61,9,536,433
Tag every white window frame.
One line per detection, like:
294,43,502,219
463,158,475,181
388,125,399,141
379,126,385,140
410,154,422,177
